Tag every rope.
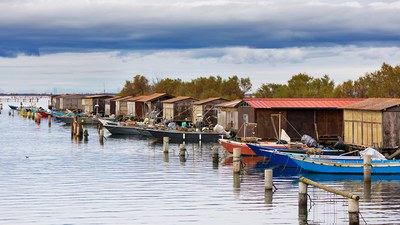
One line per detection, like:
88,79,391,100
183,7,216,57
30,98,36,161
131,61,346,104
359,212,368,224
307,193,315,212
282,114,302,138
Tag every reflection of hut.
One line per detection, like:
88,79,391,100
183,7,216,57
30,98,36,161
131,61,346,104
162,96,198,123
216,99,242,130
134,93,174,119
192,97,229,127
238,98,363,141
341,98,400,151
82,94,114,116
104,96,123,116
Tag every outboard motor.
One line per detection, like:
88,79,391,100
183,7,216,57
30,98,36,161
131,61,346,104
301,134,317,147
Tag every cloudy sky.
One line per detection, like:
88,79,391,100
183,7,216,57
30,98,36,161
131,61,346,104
1,0,400,94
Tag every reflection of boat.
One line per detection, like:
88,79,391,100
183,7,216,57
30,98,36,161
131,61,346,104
291,155,400,174
8,105,19,110
146,129,225,143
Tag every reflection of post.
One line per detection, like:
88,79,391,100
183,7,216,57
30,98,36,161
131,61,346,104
163,152,169,164
233,173,240,193
298,181,308,224
363,182,371,201
212,146,219,169
264,190,273,206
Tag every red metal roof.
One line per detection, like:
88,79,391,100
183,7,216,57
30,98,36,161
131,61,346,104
243,98,364,109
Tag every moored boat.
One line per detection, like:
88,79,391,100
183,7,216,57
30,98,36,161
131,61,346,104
291,155,400,174
103,124,142,135
146,128,226,143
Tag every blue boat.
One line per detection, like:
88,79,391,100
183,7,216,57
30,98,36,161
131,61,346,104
290,155,400,174
247,143,347,168
247,143,299,167
8,105,19,110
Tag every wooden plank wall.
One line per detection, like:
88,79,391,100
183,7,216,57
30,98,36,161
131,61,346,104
344,110,383,148
383,110,400,148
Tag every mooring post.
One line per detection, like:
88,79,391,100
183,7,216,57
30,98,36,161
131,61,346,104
298,181,308,223
233,147,241,174
348,199,360,225
163,137,169,153
233,173,240,192
48,115,51,127
179,143,186,158
364,154,372,183
163,152,169,163
264,169,273,190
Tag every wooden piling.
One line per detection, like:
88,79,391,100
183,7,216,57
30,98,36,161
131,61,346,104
48,115,51,127
364,154,372,183
233,147,241,174
179,143,186,157
163,137,169,153
264,169,273,190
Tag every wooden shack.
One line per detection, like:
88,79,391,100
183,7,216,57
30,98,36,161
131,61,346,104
239,98,363,141
216,99,242,130
162,96,198,123
115,96,134,116
126,96,144,117
54,94,85,111
192,97,229,127
82,94,114,116
341,98,400,150
134,93,174,119
104,96,123,116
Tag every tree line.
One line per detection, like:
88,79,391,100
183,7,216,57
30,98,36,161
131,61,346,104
119,63,400,100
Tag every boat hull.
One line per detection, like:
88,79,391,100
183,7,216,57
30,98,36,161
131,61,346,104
54,116,98,125
291,156,400,174
147,129,224,143
104,125,142,135
218,139,256,156
247,143,298,167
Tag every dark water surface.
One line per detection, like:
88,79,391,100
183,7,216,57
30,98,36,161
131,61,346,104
1,102,400,224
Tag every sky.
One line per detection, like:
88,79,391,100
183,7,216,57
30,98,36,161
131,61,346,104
0,0,400,94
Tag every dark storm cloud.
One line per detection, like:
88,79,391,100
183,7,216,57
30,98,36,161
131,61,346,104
1,0,400,57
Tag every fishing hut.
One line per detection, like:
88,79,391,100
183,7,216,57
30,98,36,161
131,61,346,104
162,96,198,124
134,93,174,120
104,96,123,117
82,94,114,116
341,98,400,154
238,98,363,142
215,99,242,131
192,97,229,128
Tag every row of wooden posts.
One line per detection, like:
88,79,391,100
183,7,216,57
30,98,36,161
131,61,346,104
230,147,367,225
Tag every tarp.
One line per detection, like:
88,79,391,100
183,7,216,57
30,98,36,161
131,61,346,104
360,147,386,160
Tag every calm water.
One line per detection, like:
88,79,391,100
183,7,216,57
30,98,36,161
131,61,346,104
1,96,400,225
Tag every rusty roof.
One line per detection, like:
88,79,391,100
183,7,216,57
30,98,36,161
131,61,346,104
193,97,228,105
136,93,172,102
105,95,124,101
216,99,243,108
244,98,364,109
341,98,400,111
85,94,114,98
162,96,198,103
116,96,135,101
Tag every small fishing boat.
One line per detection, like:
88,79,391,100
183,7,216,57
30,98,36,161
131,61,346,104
247,143,347,167
103,124,142,135
54,116,99,125
290,149,400,174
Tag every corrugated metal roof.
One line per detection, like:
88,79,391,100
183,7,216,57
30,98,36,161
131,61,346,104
117,96,135,101
341,98,400,111
244,98,364,109
162,96,197,103
216,99,243,108
105,95,123,101
193,97,228,105
136,93,171,102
